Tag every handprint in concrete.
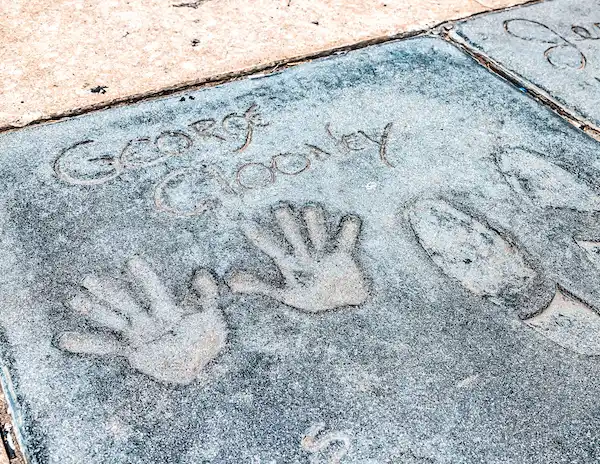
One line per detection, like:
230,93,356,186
58,257,227,385
227,204,368,312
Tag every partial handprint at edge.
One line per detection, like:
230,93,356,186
227,204,369,313
58,257,227,385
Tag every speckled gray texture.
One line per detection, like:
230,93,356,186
453,0,600,130
1,37,600,464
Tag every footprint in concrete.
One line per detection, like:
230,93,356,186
524,288,600,356
409,199,537,299
227,204,369,313
409,199,600,356
58,257,227,385
494,148,600,211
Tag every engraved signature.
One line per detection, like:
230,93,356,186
572,23,600,41
504,19,586,70
54,104,268,186
55,116,395,218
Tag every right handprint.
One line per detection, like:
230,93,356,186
227,204,368,312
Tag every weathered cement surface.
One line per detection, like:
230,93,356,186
453,0,600,131
1,37,600,463
0,0,530,129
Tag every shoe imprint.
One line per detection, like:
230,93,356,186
408,199,536,299
524,288,600,356
494,148,600,212
409,198,600,356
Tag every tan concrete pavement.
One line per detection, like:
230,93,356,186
0,0,531,130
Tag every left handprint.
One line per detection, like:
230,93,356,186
58,257,227,385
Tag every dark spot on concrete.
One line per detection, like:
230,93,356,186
90,86,108,94
173,0,209,8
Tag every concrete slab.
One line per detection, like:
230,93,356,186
0,0,531,130
1,37,600,463
452,0,600,134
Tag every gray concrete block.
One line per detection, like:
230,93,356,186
1,36,600,463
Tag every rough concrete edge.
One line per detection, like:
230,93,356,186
0,0,543,136
0,0,593,461
0,368,28,464
444,24,600,142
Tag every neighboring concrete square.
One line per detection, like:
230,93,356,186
453,0,600,131
1,37,600,463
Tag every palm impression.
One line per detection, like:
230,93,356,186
58,257,227,385
227,204,369,312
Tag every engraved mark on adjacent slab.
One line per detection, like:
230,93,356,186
227,204,368,313
58,257,227,385
408,199,536,299
494,148,600,211
503,19,586,69
572,23,600,41
524,288,600,355
576,240,600,266
301,423,351,464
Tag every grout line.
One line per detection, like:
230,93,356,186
0,0,543,135
444,29,600,142
0,369,26,464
